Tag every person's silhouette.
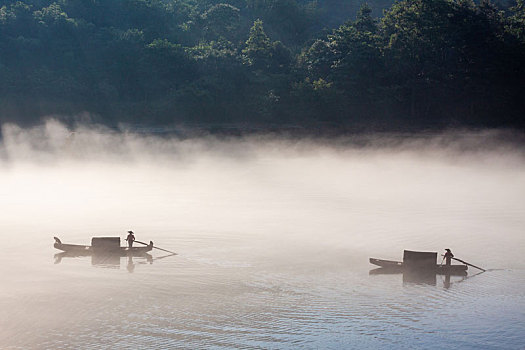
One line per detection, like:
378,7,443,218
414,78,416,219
126,231,135,248
444,249,454,266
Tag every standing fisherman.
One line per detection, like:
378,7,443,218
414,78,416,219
126,230,135,248
443,248,454,266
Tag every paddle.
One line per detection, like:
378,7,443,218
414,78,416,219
452,257,486,272
135,240,177,255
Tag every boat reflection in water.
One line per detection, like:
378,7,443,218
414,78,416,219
369,267,467,288
54,250,154,272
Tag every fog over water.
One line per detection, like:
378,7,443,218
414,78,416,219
1,121,524,349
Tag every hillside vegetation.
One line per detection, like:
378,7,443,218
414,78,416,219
1,0,524,130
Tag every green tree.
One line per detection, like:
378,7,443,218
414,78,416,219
508,0,525,40
297,4,383,121
381,0,477,119
201,4,240,41
354,3,376,32
33,3,75,26
246,0,315,45
242,19,273,69
328,4,381,94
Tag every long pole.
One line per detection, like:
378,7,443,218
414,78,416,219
135,240,177,255
452,257,486,272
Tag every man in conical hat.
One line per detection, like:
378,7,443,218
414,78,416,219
444,248,454,266
126,230,135,248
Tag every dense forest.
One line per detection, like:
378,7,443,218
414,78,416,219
1,0,524,130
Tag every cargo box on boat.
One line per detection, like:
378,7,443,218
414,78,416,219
403,250,437,268
91,237,120,251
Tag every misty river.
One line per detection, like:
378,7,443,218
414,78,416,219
1,122,524,349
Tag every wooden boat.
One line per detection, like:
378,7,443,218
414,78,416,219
369,250,468,275
54,236,153,256
369,258,468,274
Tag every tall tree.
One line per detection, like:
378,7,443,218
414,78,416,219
242,19,273,69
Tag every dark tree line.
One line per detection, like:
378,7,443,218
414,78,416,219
297,0,525,129
1,0,524,130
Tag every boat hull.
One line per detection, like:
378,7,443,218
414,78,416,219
53,237,153,256
369,258,468,275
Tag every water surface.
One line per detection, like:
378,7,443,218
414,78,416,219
1,125,524,349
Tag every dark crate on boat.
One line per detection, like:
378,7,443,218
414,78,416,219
91,237,120,251
403,250,437,268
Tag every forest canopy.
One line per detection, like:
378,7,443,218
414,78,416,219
1,0,524,130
